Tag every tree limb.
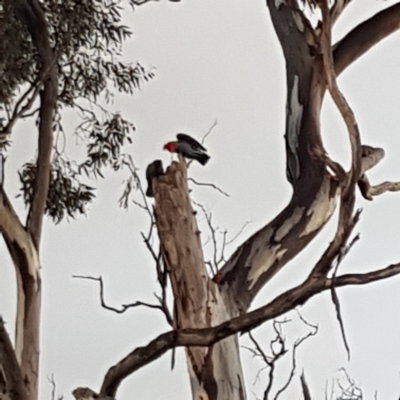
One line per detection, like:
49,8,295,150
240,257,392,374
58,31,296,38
330,0,351,25
7,0,58,249
334,4,400,77
72,275,167,316
99,261,400,397
0,317,28,400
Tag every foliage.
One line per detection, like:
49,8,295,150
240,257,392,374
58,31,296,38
18,157,95,223
0,2,35,104
78,112,135,177
2,0,153,222
17,111,135,221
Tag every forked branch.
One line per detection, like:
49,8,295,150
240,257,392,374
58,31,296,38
98,259,400,397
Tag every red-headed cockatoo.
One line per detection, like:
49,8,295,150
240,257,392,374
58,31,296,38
163,133,210,166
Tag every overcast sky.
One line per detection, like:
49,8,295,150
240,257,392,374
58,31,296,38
2,1,400,399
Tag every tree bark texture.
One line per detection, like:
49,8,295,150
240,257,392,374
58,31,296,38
154,162,245,400
148,2,400,399
0,189,41,400
2,1,56,400
0,317,28,400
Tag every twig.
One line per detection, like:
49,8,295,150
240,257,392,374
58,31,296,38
5,55,58,135
329,216,361,360
118,155,173,326
192,201,219,275
99,260,400,397
140,233,172,326
226,221,251,245
201,119,218,145
300,372,312,400
188,177,230,197
72,275,164,314
20,107,40,119
48,374,63,400
248,332,272,367
336,368,362,399
48,374,56,400
273,325,317,400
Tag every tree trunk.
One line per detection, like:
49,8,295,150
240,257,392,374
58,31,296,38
98,3,400,398
154,161,245,400
153,4,339,399
0,189,41,400
3,2,56,399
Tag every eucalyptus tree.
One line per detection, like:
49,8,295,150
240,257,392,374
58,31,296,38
94,1,400,400
2,1,400,400
0,1,151,399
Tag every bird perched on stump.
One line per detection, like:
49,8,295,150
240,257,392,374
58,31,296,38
145,159,164,197
163,133,210,166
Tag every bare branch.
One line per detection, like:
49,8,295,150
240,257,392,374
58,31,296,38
329,231,360,360
73,275,165,315
201,119,218,145
48,374,64,400
118,156,173,326
99,258,400,397
248,333,273,367
274,315,317,400
20,107,40,119
188,177,230,197
330,286,350,359
334,4,400,76
129,0,158,5
226,221,251,245
140,221,172,326
193,202,219,274
300,372,312,400
263,321,287,400
369,181,400,197
335,368,362,399
330,263,400,287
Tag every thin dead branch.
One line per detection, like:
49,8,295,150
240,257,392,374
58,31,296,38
201,119,218,145
329,231,360,360
274,316,318,400
300,372,312,400
99,258,400,397
119,156,173,326
72,275,166,315
246,315,317,400
188,177,230,197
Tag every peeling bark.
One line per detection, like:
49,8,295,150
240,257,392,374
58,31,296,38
0,189,41,400
97,2,400,399
99,259,400,398
111,2,400,399
218,1,340,310
3,2,56,399
0,317,28,400
154,162,245,400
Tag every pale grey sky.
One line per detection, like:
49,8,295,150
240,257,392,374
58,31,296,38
2,1,400,399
